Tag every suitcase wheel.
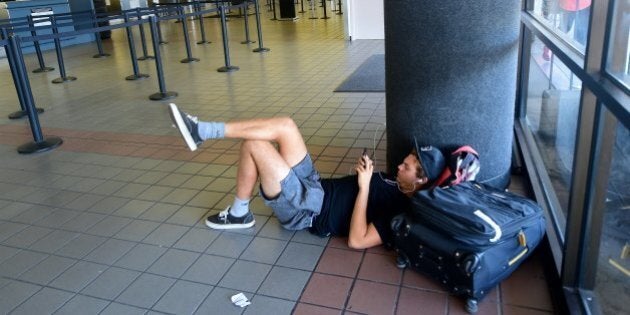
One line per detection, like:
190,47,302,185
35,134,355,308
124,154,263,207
465,298,478,314
395,254,409,269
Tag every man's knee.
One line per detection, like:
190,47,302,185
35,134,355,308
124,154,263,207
277,117,299,134
241,139,268,153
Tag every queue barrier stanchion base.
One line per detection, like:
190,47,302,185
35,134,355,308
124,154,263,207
138,56,156,61
180,57,200,63
32,67,55,73
52,76,77,84
17,136,63,154
149,91,178,101
8,108,45,120
241,40,255,44
217,65,239,72
160,41,169,45
253,47,270,52
93,53,111,58
197,40,210,44
126,73,150,80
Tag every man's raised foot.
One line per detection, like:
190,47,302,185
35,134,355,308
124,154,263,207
168,103,203,151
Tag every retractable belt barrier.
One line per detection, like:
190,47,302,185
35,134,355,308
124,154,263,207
0,30,45,120
135,8,155,61
177,6,199,63
1,16,176,102
240,1,254,44
1,29,63,154
0,0,271,152
270,0,277,20
321,0,329,19
298,0,305,13
123,12,150,80
26,15,55,73
193,1,210,44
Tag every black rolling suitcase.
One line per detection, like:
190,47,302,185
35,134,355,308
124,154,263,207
390,182,546,313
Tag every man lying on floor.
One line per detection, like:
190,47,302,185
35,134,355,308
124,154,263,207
168,103,445,249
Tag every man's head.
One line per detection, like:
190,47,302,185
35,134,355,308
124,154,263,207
396,144,445,192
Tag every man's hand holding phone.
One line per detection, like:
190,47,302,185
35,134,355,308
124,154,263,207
357,148,373,189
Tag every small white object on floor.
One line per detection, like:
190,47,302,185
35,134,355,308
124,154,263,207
231,292,251,308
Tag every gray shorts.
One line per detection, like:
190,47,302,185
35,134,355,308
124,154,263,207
260,154,324,230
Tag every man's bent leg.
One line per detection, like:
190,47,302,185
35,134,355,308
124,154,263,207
224,117,307,168
168,104,313,229
229,140,290,217
206,140,292,230
169,103,308,166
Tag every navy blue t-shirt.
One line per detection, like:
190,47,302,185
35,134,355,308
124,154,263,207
310,172,410,246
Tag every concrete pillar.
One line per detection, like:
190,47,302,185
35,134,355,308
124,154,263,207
385,1,521,188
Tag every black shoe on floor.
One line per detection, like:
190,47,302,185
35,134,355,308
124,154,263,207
206,207,255,230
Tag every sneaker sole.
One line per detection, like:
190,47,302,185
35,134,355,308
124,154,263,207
168,103,198,151
205,218,256,230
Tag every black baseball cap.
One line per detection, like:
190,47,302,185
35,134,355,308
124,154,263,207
414,140,446,182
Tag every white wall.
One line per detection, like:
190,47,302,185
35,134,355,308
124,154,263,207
345,0,384,40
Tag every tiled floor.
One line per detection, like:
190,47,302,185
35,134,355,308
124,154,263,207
0,3,556,315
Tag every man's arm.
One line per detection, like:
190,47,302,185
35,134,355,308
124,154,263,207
347,155,382,249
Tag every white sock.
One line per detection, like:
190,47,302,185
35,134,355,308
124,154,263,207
229,196,250,217
198,121,225,140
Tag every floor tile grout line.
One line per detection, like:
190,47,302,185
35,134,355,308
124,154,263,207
1,231,334,281
1,212,330,259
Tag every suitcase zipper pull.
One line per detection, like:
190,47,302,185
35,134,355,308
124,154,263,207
518,231,527,247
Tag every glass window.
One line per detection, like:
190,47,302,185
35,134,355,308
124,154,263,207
591,120,629,315
529,0,592,52
605,0,630,89
525,34,583,218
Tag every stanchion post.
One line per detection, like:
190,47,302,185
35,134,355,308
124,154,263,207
309,0,318,19
241,2,254,44
124,12,149,80
336,0,342,14
217,5,239,72
148,16,177,101
299,0,305,13
252,0,270,52
91,10,110,58
320,0,329,19
7,34,62,154
271,0,277,20
1,28,45,119
195,1,209,44
27,15,55,73
50,15,77,84
156,9,168,44
136,8,155,60
179,6,199,63
2,29,27,118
